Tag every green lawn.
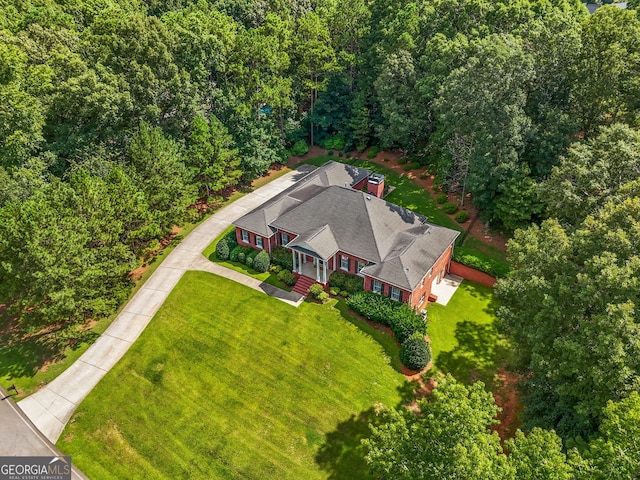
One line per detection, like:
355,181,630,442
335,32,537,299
427,281,510,388
58,271,407,479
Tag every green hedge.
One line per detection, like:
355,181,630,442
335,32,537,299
442,202,458,214
271,245,293,271
215,230,238,261
347,292,425,344
290,140,308,156
277,270,297,286
216,240,230,260
455,211,470,223
253,250,270,273
453,251,510,278
329,271,364,294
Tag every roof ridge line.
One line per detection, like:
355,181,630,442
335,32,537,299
361,190,384,262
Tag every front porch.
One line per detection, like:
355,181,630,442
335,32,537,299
291,249,332,284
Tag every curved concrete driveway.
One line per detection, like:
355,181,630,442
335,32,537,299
18,167,312,444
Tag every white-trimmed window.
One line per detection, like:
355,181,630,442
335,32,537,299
340,255,350,271
357,260,366,273
421,276,425,287
281,232,290,246
241,230,249,243
420,293,426,305
372,280,383,294
390,286,401,302
427,268,433,277
256,236,263,249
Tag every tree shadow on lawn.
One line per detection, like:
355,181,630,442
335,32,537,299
315,381,419,480
0,318,98,382
435,320,510,389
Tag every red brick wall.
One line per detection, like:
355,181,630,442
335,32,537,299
335,252,368,275
352,178,368,191
235,227,271,252
367,180,384,199
275,229,297,247
363,276,410,303
449,261,497,287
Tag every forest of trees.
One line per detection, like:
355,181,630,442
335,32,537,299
2,0,640,476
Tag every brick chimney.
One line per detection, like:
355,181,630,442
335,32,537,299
367,173,385,198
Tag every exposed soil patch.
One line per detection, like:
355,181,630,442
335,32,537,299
491,369,523,440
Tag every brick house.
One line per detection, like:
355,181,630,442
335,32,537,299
233,161,460,310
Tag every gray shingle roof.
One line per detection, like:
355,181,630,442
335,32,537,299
234,161,460,290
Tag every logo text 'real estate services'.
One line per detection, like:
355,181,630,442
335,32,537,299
0,456,71,480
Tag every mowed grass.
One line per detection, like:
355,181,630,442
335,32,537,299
427,282,510,388
58,271,406,479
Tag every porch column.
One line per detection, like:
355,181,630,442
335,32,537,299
297,251,302,274
322,259,327,283
316,258,320,282
292,250,296,272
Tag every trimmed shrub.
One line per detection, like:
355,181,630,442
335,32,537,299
324,135,346,151
347,292,426,343
436,192,448,204
442,202,458,214
230,245,242,262
410,162,421,170
277,270,297,286
383,157,390,162
329,271,364,294
271,246,293,271
216,239,230,260
455,211,470,223
237,252,246,264
329,287,340,296
327,150,334,156
224,229,238,247
366,146,380,159
290,140,308,156
419,172,428,180
340,290,348,297
245,256,254,268
398,157,408,165
270,264,282,274
253,250,270,273
403,164,413,171
399,333,431,371
308,283,325,300
338,151,344,157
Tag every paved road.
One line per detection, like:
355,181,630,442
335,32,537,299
0,386,88,479
17,167,311,444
